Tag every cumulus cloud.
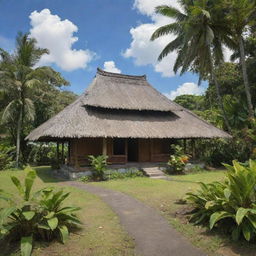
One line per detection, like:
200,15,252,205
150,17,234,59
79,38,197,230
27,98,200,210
123,0,180,77
133,0,180,16
164,82,206,100
29,9,95,71
103,61,121,73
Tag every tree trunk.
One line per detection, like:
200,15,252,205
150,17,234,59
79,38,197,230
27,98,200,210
15,107,22,168
239,35,254,118
212,69,232,133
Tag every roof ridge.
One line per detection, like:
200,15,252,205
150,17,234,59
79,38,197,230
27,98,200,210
97,68,146,80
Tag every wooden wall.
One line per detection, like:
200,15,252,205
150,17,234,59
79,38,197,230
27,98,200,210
69,137,172,169
138,139,151,162
69,138,102,167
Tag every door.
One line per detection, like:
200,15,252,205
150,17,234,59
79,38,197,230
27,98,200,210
127,139,138,162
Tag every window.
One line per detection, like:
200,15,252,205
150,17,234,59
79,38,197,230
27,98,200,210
113,139,126,155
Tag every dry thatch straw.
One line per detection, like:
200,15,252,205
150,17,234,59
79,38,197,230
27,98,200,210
26,68,231,141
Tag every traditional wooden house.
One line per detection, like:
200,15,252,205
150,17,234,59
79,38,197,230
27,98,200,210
26,68,231,170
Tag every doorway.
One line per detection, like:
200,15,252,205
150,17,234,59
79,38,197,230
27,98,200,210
127,139,138,162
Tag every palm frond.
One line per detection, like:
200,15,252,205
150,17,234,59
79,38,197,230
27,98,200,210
24,98,35,121
151,23,181,41
1,100,20,123
155,5,186,22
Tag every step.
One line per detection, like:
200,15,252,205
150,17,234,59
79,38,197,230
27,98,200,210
143,167,166,179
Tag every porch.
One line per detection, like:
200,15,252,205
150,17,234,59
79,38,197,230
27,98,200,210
67,137,173,171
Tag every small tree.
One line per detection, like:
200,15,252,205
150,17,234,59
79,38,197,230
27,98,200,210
88,155,108,181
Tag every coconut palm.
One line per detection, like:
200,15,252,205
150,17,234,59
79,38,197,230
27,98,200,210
0,33,68,167
151,0,233,132
224,0,256,118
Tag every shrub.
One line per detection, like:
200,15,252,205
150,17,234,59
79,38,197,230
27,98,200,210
0,167,81,255
166,145,189,174
79,175,91,183
88,155,108,181
105,169,144,180
79,169,144,182
186,160,256,241
0,143,15,170
27,142,64,166
195,138,250,167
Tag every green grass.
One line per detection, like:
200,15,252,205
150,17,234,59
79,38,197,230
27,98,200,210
0,167,136,256
93,170,256,256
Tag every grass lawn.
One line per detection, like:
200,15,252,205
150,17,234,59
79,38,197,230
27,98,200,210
94,170,256,256
0,167,136,256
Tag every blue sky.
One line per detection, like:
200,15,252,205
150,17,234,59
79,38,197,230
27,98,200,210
0,0,207,98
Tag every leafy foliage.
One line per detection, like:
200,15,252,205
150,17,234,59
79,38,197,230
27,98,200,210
0,167,81,255
0,33,70,167
174,95,205,111
88,155,108,181
166,145,189,173
104,169,144,180
0,142,15,170
79,168,144,182
187,160,256,241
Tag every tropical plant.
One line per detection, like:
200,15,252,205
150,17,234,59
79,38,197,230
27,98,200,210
0,167,81,255
0,33,68,167
224,0,256,118
187,160,256,241
167,145,189,173
88,155,108,181
0,143,15,170
151,0,233,132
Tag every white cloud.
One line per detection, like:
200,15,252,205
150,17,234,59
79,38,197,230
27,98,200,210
29,9,95,71
133,0,180,16
124,1,180,77
164,82,206,100
103,61,121,73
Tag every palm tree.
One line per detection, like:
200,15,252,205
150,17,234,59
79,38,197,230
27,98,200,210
151,0,233,132
224,0,256,118
0,33,67,167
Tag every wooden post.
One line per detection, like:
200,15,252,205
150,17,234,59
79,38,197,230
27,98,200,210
125,139,128,163
191,139,195,159
68,141,71,165
150,139,153,162
183,139,187,153
61,142,64,164
57,141,60,165
102,138,107,155
74,139,79,169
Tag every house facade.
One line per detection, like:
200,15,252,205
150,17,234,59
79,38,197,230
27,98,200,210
26,68,231,170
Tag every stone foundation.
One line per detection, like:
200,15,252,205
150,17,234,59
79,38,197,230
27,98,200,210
54,164,140,180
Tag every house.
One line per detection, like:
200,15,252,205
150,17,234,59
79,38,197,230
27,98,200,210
26,68,231,171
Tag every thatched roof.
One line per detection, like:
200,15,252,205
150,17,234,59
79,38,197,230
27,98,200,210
26,68,231,141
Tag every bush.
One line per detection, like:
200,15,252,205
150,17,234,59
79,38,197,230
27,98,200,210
79,169,144,182
195,138,250,167
88,155,108,181
79,175,91,183
186,160,256,241
105,169,144,180
0,167,81,255
0,143,15,170
166,145,189,174
27,142,63,166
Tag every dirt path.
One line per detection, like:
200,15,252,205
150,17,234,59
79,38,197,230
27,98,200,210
65,181,205,256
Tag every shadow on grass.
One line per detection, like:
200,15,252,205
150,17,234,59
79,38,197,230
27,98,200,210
168,178,199,185
181,210,256,256
33,166,66,183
